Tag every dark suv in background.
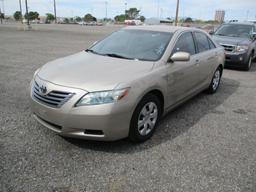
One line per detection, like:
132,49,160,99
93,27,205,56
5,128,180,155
211,22,256,70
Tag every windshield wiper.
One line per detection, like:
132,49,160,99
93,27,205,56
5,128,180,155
216,33,226,36
103,53,134,60
85,49,102,55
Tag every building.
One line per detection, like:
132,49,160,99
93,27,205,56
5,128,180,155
215,10,225,23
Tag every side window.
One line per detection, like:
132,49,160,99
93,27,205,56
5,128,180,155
208,38,216,49
194,32,210,52
173,32,196,55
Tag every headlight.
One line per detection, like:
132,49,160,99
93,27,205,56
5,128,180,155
75,88,129,106
235,45,249,52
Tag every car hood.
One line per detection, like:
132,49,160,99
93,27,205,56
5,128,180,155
37,51,154,92
212,35,251,46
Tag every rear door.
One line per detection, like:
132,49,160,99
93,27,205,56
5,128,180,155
166,31,201,106
193,32,217,84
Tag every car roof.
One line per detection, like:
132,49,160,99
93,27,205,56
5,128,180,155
124,25,198,33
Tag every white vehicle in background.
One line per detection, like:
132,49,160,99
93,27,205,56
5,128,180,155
77,21,86,25
248,20,256,24
125,20,142,25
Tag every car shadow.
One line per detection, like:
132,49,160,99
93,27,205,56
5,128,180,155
65,77,240,154
249,61,256,72
224,61,256,72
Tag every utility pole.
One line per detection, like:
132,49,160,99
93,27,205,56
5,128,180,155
105,1,108,19
53,0,57,23
124,2,127,19
0,0,4,14
246,10,249,20
0,7,2,24
157,0,159,18
0,0,4,24
19,0,23,23
175,0,179,26
25,0,31,29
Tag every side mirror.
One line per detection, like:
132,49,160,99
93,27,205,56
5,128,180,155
170,52,190,62
251,32,256,40
209,30,214,35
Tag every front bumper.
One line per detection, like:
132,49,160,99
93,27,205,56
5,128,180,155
224,52,249,68
30,77,133,141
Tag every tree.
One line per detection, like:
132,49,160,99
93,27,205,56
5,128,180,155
184,17,193,23
63,18,69,23
14,11,22,21
84,13,97,22
25,11,39,20
125,8,140,19
0,12,4,19
194,19,204,24
139,16,145,22
46,13,55,22
205,20,219,24
114,14,126,22
75,16,82,22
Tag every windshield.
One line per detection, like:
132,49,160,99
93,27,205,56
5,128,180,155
87,29,173,61
215,24,253,38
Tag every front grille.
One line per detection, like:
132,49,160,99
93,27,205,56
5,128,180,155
219,43,235,52
33,81,74,108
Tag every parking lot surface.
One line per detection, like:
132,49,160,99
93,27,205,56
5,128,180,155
1,24,256,192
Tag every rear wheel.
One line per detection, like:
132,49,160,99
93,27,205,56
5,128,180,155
129,94,161,143
207,67,222,94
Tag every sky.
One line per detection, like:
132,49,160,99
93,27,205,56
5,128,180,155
1,0,256,21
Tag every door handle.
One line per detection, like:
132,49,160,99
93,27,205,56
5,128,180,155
195,59,200,65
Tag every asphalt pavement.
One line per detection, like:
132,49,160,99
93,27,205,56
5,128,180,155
1,24,256,192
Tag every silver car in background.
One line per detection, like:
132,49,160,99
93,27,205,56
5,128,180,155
30,26,225,142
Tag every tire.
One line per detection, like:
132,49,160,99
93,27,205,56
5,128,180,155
129,94,162,143
244,54,252,71
207,67,222,94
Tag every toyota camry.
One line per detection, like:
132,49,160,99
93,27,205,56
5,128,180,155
30,26,225,142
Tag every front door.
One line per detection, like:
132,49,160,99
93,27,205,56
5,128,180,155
166,31,201,107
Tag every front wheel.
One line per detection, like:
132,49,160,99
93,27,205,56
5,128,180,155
129,94,161,143
244,54,252,71
206,67,222,94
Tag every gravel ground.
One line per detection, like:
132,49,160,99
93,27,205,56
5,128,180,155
1,24,256,192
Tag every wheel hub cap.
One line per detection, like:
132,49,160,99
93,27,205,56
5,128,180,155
212,70,220,90
138,102,158,136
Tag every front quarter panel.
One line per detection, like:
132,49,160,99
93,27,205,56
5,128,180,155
117,61,168,115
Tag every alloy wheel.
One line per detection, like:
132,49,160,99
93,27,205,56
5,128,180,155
137,102,158,136
212,70,220,91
